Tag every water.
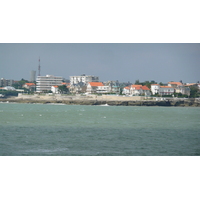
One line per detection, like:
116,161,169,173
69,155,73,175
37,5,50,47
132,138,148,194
0,102,200,156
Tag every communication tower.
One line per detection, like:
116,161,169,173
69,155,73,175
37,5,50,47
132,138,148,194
38,57,41,76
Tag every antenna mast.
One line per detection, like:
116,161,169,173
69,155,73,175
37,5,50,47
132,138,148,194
38,57,41,76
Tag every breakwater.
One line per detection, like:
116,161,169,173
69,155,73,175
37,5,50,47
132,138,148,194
1,94,200,107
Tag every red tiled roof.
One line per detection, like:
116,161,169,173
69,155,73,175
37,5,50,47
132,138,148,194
168,82,183,86
185,83,196,86
160,86,173,88
131,84,142,88
25,83,35,86
89,82,104,87
131,85,150,90
141,86,150,90
134,86,142,90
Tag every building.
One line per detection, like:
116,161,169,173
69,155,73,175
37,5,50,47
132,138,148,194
86,82,107,93
103,80,120,94
30,70,36,82
3,86,16,91
0,78,14,87
151,84,174,95
175,85,190,96
151,84,160,95
51,86,59,94
123,86,131,95
130,85,151,96
36,75,63,93
159,86,175,95
123,85,151,96
70,74,99,86
23,83,36,92
168,82,190,96
168,82,183,88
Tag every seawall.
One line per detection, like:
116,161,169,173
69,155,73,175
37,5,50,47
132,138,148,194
1,94,200,107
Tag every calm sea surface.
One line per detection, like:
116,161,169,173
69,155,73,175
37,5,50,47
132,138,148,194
0,102,200,156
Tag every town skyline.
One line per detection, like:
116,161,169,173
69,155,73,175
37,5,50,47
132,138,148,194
1,43,200,83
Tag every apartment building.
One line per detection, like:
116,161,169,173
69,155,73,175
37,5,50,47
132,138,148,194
70,74,99,86
0,78,14,87
36,75,63,93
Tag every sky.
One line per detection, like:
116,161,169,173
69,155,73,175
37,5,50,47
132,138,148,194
0,43,200,84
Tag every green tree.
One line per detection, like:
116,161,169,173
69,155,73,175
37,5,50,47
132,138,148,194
58,85,69,94
190,86,199,98
159,82,164,86
135,79,140,85
12,78,29,89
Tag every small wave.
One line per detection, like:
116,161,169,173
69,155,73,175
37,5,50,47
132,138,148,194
26,148,69,153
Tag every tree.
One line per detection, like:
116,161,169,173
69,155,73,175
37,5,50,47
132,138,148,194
159,82,164,86
190,86,199,98
12,78,29,89
58,85,69,94
135,79,140,85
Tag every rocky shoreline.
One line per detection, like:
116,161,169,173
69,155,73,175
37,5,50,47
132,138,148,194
1,96,200,107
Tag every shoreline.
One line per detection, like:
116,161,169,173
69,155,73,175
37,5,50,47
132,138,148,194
1,95,200,107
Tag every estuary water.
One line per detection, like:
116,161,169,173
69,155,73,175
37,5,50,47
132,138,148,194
0,102,200,156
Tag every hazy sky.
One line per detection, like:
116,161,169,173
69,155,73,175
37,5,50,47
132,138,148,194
0,43,199,83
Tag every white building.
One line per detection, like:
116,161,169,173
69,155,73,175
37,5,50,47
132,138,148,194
3,86,16,91
123,85,151,96
36,75,63,93
123,86,131,95
0,78,14,87
30,70,36,82
86,82,109,93
70,74,99,86
151,84,174,95
159,86,175,95
130,85,151,96
22,83,36,92
51,85,59,94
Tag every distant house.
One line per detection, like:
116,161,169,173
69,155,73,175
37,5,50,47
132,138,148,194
51,85,59,94
86,82,109,93
168,82,190,96
150,84,160,95
23,83,36,91
123,85,151,96
130,85,151,96
175,85,190,96
151,84,174,95
168,82,183,88
122,86,131,95
159,86,175,95
70,85,87,94
185,83,198,87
